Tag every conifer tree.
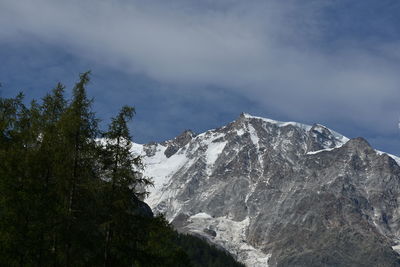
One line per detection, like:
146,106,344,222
56,71,101,266
101,106,152,266
0,93,28,265
0,94,48,265
38,83,68,265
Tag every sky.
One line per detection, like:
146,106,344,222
1,0,400,154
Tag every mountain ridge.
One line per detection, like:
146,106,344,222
134,113,400,266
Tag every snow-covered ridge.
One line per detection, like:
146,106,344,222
242,113,350,154
312,123,350,145
243,113,349,146
131,113,400,267
242,113,312,131
376,150,400,166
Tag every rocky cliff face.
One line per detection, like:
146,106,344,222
133,113,400,266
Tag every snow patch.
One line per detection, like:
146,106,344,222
237,128,245,136
187,213,271,267
248,124,260,150
206,140,227,166
143,145,190,208
306,147,337,155
393,244,400,255
130,143,144,156
331,130,350,145
190,212,213,219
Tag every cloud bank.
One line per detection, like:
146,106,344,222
1,0,400,137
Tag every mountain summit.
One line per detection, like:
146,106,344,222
134,114,400,266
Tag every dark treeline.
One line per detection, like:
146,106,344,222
0,72,244,267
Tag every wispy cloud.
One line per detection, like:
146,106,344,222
1,0,400,139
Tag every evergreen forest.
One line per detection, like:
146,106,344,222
0,72,244,267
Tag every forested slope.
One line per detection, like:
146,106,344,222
0,72,243,267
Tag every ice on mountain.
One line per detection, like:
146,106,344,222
136,113,400,267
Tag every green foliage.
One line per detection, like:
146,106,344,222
0,72,243,267
174,233,245,267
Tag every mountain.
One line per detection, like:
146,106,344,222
133,113,400,266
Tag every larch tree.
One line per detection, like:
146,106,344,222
101,105,152,266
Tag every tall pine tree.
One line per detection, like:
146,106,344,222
56,72,102,266
101,106,152,266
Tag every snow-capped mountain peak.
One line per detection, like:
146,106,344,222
133,114,400,266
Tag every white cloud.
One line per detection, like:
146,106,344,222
1,0,400,136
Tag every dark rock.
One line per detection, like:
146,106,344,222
307,124,337,152
203,228,217,237
164,130,195,158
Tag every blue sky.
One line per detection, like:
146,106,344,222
1,0,400,154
